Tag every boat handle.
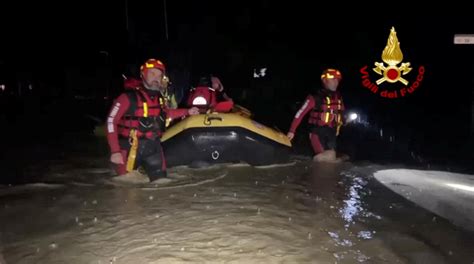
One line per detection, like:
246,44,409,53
204,116,223,126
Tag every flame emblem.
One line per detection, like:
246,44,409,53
373,27,412,85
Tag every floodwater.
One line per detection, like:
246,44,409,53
1,136,474,263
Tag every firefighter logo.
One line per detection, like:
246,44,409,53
373,27,412,85
360,27,425,99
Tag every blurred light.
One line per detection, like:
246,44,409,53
0,84,5,91
29,84,33,90
446,183,474,193
253,67,268,78
253,69,259,78
349,113,358,121
347,112,359,122
454,34,474,45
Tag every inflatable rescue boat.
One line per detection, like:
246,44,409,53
161,85,292,167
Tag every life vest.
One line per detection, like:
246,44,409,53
124,78,176,109
308,91,344,128
118,89,167,139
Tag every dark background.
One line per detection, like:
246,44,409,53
0,1,473,173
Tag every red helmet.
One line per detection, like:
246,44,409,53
321,68,342,80
140,59,166,76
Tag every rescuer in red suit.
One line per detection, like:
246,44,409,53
106,59,199,182
287,68,346,162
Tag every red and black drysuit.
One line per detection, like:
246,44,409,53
106,87,189,181
289,89,345,154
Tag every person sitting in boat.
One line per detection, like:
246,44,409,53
211,75,232,102
187,75,233,112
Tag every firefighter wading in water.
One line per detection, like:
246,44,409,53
106,59,199,183
287,68,346,162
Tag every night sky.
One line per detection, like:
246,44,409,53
1,1,473,143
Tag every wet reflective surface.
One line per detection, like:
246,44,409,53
1,158,474,263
